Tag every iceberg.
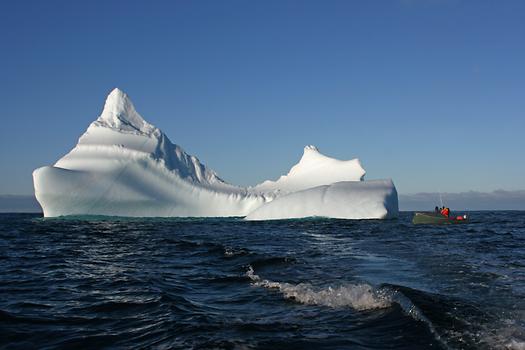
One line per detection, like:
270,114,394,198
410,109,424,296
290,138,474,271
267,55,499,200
33,88,398,219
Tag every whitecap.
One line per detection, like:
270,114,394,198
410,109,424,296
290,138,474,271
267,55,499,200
246,265,391,311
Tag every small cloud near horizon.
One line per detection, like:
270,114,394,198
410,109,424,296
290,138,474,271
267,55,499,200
399,189,525,211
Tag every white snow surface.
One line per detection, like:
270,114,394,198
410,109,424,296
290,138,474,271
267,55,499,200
252,145,365,194
246,180,398,221
33,88,398,219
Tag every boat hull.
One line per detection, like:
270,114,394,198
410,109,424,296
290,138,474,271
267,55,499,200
412,212,468,225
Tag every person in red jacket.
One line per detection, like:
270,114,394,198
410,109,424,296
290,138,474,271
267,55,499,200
440,207,450,217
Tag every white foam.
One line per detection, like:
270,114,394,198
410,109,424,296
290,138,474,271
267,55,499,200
506,340,525,350
246,265,391,311
479,322,525,350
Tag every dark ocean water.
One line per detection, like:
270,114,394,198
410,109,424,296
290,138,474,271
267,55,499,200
0,212,524,349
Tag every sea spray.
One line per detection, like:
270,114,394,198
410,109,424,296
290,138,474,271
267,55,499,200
246,265,391,311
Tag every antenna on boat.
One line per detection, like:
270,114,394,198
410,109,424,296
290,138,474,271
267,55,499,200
439,192,444,207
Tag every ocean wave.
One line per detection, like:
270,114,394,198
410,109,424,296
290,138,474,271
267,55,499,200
246,265,391,311
477,317,525,350
383,285,448,349
3,212,524,349
246,266,453,348
248,256,296,269
506,340,525,350
223,246,250,258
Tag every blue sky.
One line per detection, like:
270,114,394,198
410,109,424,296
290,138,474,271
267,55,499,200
1,0,524,195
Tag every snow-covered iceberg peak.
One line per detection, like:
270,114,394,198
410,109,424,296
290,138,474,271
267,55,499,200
253,145,366,193
94,88,156,134
290,145,364,178
55,88,228,188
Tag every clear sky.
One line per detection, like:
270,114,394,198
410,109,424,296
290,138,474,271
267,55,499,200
1,0,524,195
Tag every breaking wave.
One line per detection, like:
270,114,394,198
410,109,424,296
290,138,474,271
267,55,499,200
246,265,452,349
246,265,391,311
506,340,525,350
